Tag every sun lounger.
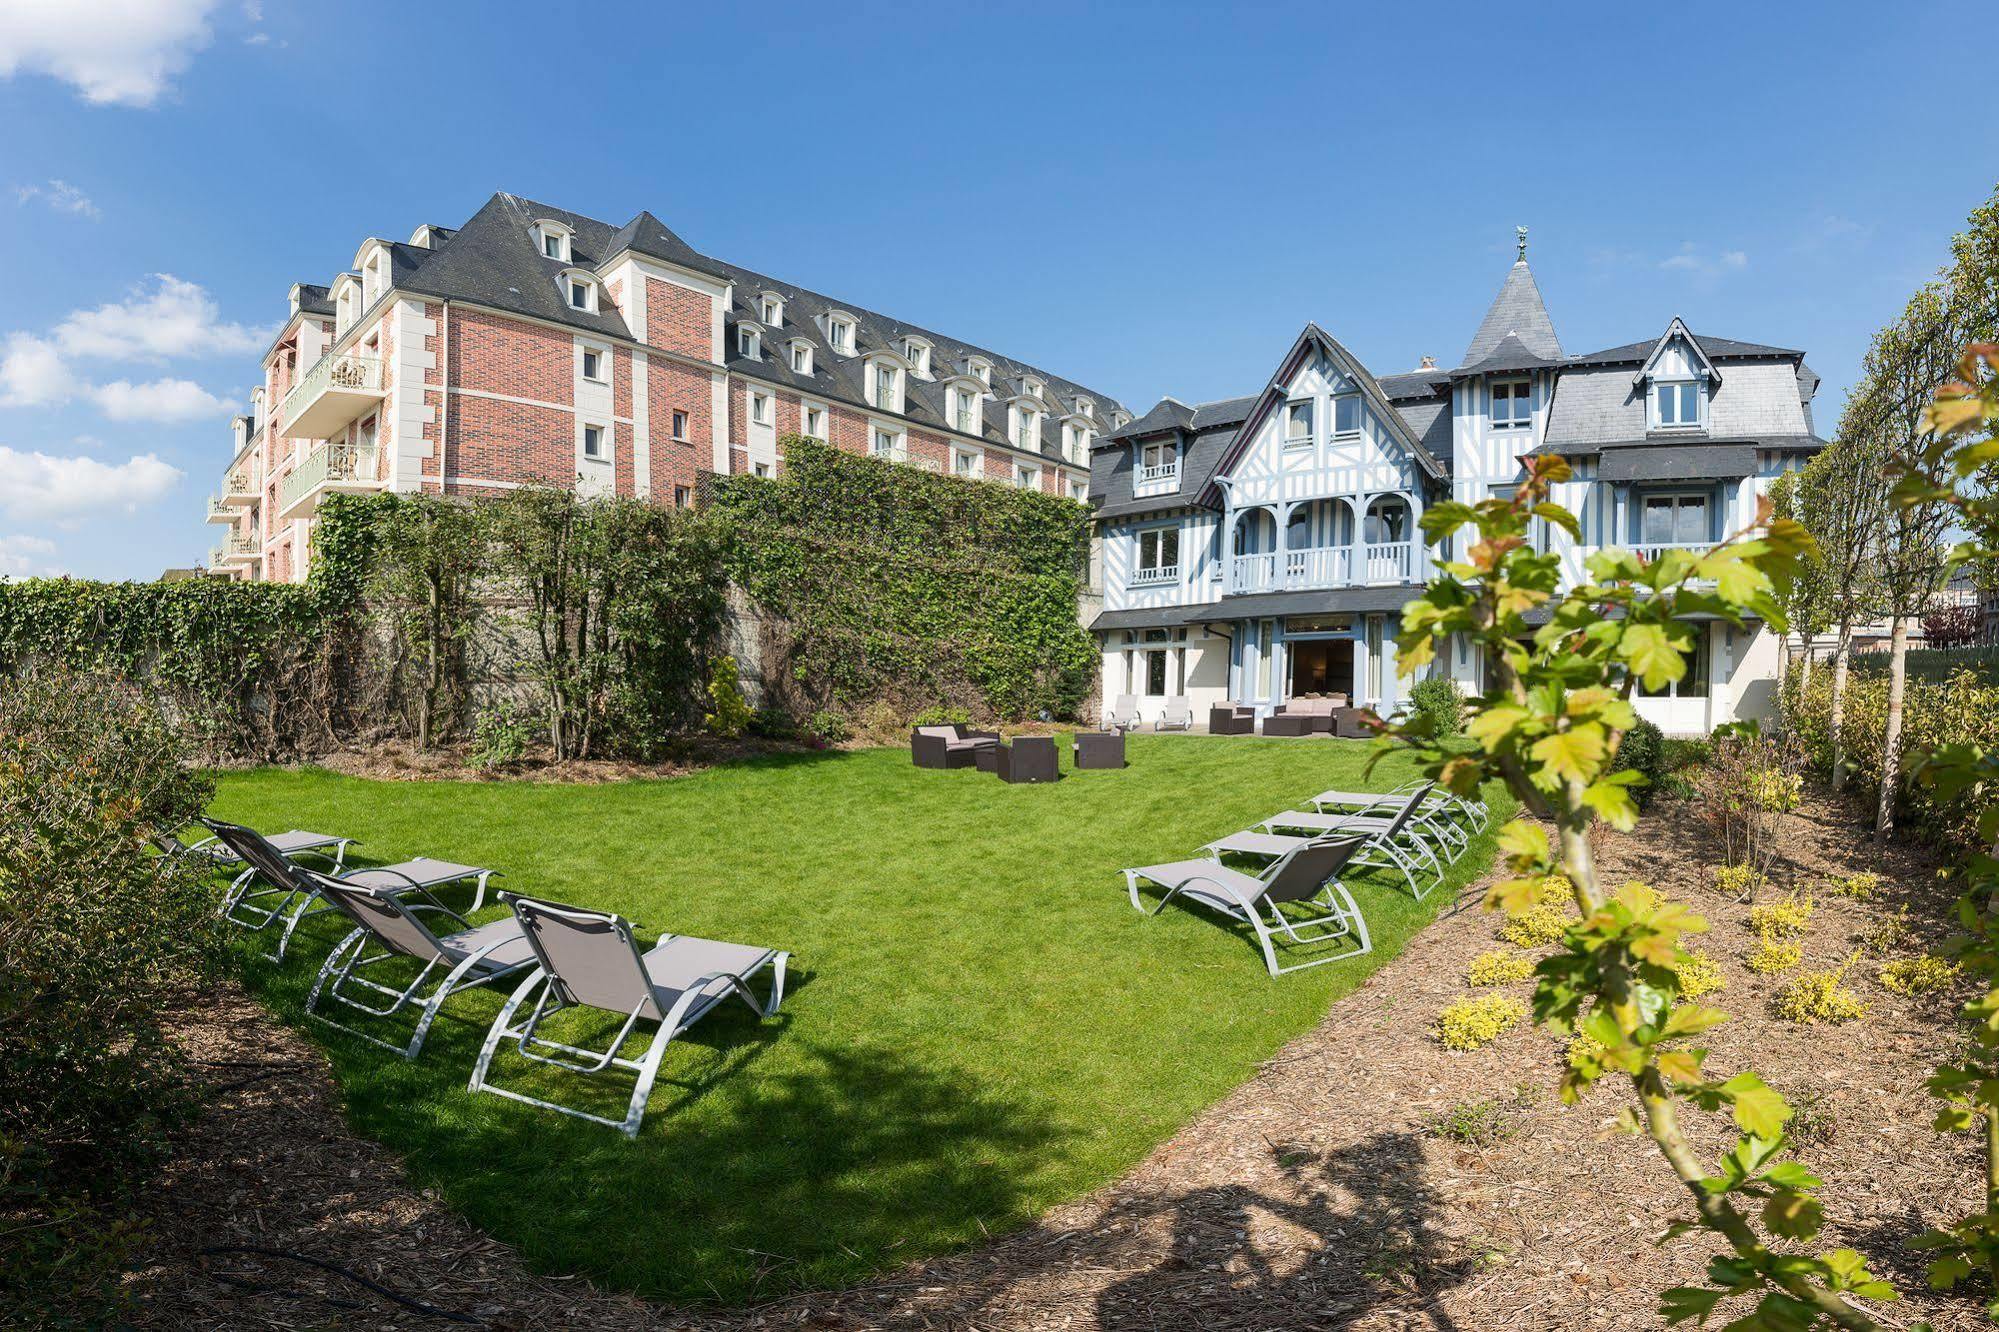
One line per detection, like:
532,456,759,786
1155,697,1193,731
1122,835,1371,976
302,868,537,1058
1256,784,1444,899
1103,694,1140,732
1305,787,1471,856
469,894,790,1138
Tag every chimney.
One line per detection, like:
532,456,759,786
1419,355,1437,370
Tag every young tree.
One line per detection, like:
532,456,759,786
1768,470,1831,701
1794,436,1887,791
366,494,487,749
1385,457,1896,1328
1852,283,1963,832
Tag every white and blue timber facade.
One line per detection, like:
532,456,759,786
1087,236,1825,734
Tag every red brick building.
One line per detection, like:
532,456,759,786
207,193,1129,582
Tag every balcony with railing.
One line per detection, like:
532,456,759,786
1130,562,1180,587
1136,461,1180,488
277,442,379,519
205,495,236,525
280,351,383,439
211,532,258,567
221,462,257,506
1227,542,1416,595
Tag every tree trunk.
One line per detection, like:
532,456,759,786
1800,639,1815,692
1876,615,1909,834
1830,619,1854,792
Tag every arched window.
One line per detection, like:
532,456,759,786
1364,495,1411,545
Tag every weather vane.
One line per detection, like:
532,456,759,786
1516,225,1528,262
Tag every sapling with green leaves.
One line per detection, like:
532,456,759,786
1376,453,1896,1329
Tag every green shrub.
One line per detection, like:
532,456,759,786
1747,938,1803,975
1466,949,1534,986
804,710,851,747
702,656,755,739
911,705,973,728
748,706,797,739
1857,905,1913,954
468,699,537,771
1661,736,1712,772
1424,1096,1516,1145
1713,863,1766,899
1673,949,1727,999
1613,718,1665,804
1825,872,1882,899
0,668,222,1324
1879,956,1960,996
1434,995,1526,1051
1409,677,1465,736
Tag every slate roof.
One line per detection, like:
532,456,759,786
294,284,333,316
1563,332,1802,366
1091,584,1419,632
292,191,1127,469
1460,260,1563,366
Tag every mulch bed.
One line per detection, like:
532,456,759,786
127,790,1987,1329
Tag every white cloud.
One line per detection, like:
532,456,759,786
0,0,219,106
1660,243,1749,277
0,533,62,578
0,333,75,406
92,377,233,422
0,445,181,519
55,274,269,360
14,178,99,219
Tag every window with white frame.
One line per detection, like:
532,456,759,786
536,222,571,261
565,274,598,312
1284,399,1314,444
1638,492,1709,549
1012,404,1039,449
827,314,855,353
760,293,783,325
1016,464,1039,490
803,403,826,439
581,346,607,382
871,426,901,459
582,423,606,459
1332,393,1361,435
671,409,689,440
969,357,992,387
1074,396,1094,419
1652,379,1703,429
790,340,813,375
873,363,899,411
953,386,978,433
1138,438,1178,484
953,448,981,477
902,338,930,376
1491,379,1531,428
750,391,771,426
674,485,693,508
1068,478,1088,502
753,462,772,477
1133,526,1180,584
1023,376,1044,400
737,326,761,359
362,252,385,306
1064,422,1083,462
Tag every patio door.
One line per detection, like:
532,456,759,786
1287,639,1354,700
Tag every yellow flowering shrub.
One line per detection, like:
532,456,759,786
1747,938,1803,974
1672,949,1726,999
1498,879,1577,948
1466,949,1534,986
1774,965,1867,1024
1857,906,1912,955
1825,872,1881,899
1434,995,1526,1051
1878,956,1960,996
1748,892,1814,941
1713,863,1766,898
1748,767,1803,812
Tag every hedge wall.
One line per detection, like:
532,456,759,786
706,436,1097,721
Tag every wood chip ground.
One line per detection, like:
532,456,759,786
127,790,1987,1329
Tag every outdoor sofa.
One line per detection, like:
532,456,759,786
910,723,1001,769
1262,696,1347,737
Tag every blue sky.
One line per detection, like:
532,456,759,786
0,0,1989,581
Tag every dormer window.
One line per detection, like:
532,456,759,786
1491,379,1530,429
759,292,783,326
1138,439,1179,485
968,357,992,387
1012,403,1040,450
1074,396,1094,419
1110,410,1131,430
902,338,931,377
535,221,572,262
361,250,386,306
790,340,814,375
1284,400,1314,444
1652,379,1703,429
1023,376,1045,400
737,326,761,360
826,313,856,354
872,363,900,411
952,386,979,434
564,273,598,312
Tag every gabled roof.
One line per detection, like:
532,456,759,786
1632,316,1720,386
600,208,728,281
1460,260,1562,367
1196,323,1447,508
1563,331,1801,367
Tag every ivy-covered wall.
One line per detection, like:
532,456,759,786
706,436,1097,720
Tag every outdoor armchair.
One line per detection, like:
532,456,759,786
995,736,1059,783
1208,702,1256,735
1103,694,1141,732
469,894,790,1138
301,868,537,1058
911,723,1000,769
1073,730,1126,769
1123,835,1372,976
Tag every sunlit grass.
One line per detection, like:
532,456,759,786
212,735,1509,1303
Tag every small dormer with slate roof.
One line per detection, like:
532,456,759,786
1636,318,1717,433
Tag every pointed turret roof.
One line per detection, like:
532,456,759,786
1460,253,1562,369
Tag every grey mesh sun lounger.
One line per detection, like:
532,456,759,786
302,868,536,1058
159,826,355,875
470,894,790,1138
1314,780,1490,834
1256,783,1445,899
1123,835,1372,976
200,817,501,961
1304,787,1471,858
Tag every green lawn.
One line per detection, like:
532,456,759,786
211,735,1510,1304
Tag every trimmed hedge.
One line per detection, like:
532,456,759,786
706,436,1097,720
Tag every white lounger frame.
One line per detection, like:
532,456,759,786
1124,843,1372,977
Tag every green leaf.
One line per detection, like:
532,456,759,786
1530,724,1607,788
1762,1189,1823,1241
1659,1286,1728,1324
1718,1072,1790,1138
1581,779,1640,830
1618,621,1687,691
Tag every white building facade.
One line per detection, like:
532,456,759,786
1089,239,1822,735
